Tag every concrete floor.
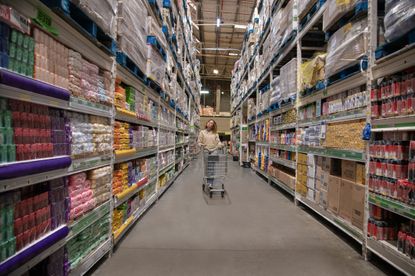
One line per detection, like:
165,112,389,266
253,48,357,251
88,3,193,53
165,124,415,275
94,158,389,276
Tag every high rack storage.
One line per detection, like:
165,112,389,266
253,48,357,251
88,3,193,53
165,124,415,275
231,0,415,274
0,0,201,275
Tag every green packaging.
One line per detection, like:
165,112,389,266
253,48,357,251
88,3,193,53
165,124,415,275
0,145,8,163
3,111,11,128
9,43,16,59
16,47,22,62
7,238,15,257
20,63,27,75
8,59,15,72
7,145,15,163
17,32,23,47
22,49,28,63
28,37,34,52
0,241,7,262
29,52,34,66
27,65,33,77
10,30,17,44
23,35,29,49
0,98,6,111
4,128,13,145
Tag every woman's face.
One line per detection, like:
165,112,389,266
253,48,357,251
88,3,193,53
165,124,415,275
206,120,214,130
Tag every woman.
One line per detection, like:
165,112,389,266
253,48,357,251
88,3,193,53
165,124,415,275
198,119,222,152
198,119,222,187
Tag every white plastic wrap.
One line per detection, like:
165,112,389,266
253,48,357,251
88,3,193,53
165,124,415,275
270,76,281,104
146,16,167,50
270,0,297,54
146,46,166,87
325,18,368,77
117,0,148,72
298,0,315,18
72,0,117,39
280,58,297,100
384,0,415,42
323,0,358,32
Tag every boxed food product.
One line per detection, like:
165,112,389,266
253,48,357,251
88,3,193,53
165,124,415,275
339,179,354,222
325,18,368,77
356,163,366,185
328,175,341,214
341,160,356,182
351,183,365,230
280,58,297,100
324,120,366,151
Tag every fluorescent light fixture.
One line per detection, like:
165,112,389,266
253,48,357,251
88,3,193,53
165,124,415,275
213,69,219,74
221,91,224,95
201,90,209,94
216,18,221,27
234,24,247,29
229,53,238,56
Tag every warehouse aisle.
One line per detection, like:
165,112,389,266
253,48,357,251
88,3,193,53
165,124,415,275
94,158,385,276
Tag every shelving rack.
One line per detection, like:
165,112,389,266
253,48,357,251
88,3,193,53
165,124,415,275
231,0,415,274
0,0,201,275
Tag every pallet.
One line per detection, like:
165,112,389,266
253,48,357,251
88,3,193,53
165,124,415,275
146,78,163,94
259,83,270,94
326,57,368,87
162,25,171,42
147,0,164,23
116,52,147,83
169,99,175,109
163,0,172,8
271,30,297,66
300,80,326,98
147,36,167,61
299,0,326,31
325,1,368,41
41,0,117,55
375,28,415,60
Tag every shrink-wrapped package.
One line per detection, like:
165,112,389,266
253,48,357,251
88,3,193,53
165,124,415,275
384,0,415,42
280,58,297,100
323,0,360,31
300,53,326,91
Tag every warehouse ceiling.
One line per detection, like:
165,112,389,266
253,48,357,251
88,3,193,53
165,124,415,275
190,0,256,82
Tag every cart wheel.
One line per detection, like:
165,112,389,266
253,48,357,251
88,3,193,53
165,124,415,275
209,191,213,198
221,191,224,198
222,184,224,189
202,184,205,191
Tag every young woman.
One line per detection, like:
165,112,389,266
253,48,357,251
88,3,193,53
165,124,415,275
198,119,223,187
198,119,222,152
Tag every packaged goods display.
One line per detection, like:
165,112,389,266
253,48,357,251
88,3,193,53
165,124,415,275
280,58,297,101
325,18,368,78
268,164,296,190
271,148,296,161
67,214,110,269
158,168,175,189
68,167,111,221
0,97,68,164
159,150,174,169
269,77,281,104
159,129,175,146
271,109,297,126
114,121,157,151
146,45,166,87
323,0,362,31
324,120,366,151
258,89,270,113
297,125,325,147
112,195,141,233
270,130,296,145
322,87,367,116
0,179,66,262
383,0,415,42
28,247,67,276
256,119,269,142
67,113,112,158
370,68,415,118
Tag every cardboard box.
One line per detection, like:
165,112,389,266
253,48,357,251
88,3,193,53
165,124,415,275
356,163,365,185
317,156,323,166
315,190,321,204
328,175,341,214
339,179,354,222
277,169,296,190
307,188,315,202
316,165,324,178
351,183,365,230
341,160,356,182
307,177,316,189
298,153,307,165
307,166,316,178
322,157,331,171
321,172,329,191
315,178,322,191
330,158,342,176
307,154,315,167
319,190,328,208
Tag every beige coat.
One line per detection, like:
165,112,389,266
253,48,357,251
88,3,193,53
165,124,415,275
198,129,222,151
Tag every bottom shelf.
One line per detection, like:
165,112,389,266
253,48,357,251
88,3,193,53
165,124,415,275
367,238,415,275
269,176,295,196
70,238,112,276
297,196,363,244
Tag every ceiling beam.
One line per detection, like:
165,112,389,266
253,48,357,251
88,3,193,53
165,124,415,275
197,53,239,59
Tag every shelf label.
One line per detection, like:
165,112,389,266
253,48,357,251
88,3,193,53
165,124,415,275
33,8,59,36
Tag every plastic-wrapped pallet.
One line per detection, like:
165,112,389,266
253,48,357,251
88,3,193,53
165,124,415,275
146,45,166,87
270,76,281,104
117,0,148,72
323,0,361,31
300,53,326,91
270,0,297,54
325,18,368,78
384,0,415,42
280,58,297,100
298,0,316,19
146,16,167,50
71,0,117,39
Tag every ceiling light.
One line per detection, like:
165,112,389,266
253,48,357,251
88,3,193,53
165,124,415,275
234,24,247,29
221,91,224,95
229,53,238,56
216,18,221,28
201,90,209,94
213,69,219,74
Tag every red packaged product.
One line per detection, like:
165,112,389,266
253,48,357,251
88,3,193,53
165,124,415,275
392,77,401,97
14,218,23,236
22,215,29,232
16,233,24,251
27,113,34,129
371,87,378,101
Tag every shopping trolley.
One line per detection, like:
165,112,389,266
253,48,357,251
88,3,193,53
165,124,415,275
202,147,227,198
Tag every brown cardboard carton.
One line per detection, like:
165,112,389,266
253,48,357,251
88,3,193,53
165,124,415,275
352,183,365,230
330,158,342,176
321,172,329,191
319,190,328,208
317,156,323,166
356,163,365,185
315,178,322,191
339,179,354,222
316,165,324,179
315,190,321,204
322,157,331,171
341,160,356,182
328,175,341,214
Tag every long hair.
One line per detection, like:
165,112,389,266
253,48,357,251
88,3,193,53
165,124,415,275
205,119,217,133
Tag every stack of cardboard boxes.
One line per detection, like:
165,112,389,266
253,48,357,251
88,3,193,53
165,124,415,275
296,153,308,196
314,156,366,230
